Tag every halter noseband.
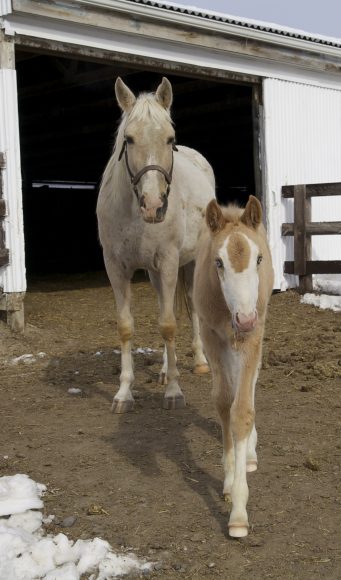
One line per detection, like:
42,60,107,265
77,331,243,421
118,139,178,199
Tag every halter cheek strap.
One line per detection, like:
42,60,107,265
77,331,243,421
118,139,178,199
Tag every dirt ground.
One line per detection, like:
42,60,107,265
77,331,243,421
1,271,340,579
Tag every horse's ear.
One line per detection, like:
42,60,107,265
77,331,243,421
155,77,173,110
206,199,226,234
115,77,136,113
241,195,262,229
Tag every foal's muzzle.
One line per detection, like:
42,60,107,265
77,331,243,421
233,311,258,333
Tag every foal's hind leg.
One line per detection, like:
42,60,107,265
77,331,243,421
150,265,185,409
104,256,135,413
182,263,209,375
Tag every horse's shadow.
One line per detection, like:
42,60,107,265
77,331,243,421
45,348,229,536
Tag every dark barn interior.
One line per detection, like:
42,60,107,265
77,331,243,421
16,52,255,276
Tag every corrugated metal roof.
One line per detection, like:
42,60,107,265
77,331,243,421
126,0,341,49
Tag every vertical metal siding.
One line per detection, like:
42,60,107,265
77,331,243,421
0,69,26,294
263,79,341,289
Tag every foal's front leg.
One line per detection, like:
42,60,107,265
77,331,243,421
104,256,135,413
200,324,234,497
228,336,262,537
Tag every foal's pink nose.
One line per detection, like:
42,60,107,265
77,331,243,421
235,311,258,332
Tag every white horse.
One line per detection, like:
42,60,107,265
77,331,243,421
97,77,215,413
193,196,274,537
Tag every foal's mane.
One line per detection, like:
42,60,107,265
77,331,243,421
221,204,244,224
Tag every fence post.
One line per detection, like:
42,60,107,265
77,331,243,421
294,184,312,293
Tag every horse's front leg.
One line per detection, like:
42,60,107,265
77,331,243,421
228,336,262,537
153,260,185,409
104,256,135,413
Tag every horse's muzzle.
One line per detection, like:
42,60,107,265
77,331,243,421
140,194,168,223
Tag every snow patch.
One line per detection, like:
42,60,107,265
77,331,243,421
9,354,36,365
135,348,158,354
301,293,341,312
0,474,153,579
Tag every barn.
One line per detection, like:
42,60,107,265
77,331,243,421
0,0,341,331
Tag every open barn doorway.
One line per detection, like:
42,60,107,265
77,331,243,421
16,52,258,279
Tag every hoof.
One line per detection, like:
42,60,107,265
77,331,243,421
111,399,134,414
162,394,186,410
159,372,167,385
247,460,258,473
228,524,249,538
193,364,210,375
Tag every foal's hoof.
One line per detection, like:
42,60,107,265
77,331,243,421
247,460,258,473
162,394,186,410
228,524,249,538
111,399,134,414
193,364,210,375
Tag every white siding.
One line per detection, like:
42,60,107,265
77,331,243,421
0,68,26,293
263,79,341,289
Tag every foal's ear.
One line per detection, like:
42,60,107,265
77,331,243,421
155,77,173,110
115,77,136,113
206,199,226,234
241,195,262,229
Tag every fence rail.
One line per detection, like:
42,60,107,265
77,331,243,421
282,182,341,293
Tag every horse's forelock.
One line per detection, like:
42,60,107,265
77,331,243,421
125,93,172,127
113,92,173,163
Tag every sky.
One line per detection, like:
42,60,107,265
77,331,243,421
168,0,341,40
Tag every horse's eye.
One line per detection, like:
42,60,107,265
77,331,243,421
257,254,263,265
126,136,134,144
215,258,224,269
167,136,175,145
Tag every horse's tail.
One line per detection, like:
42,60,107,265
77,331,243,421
175,266,192,321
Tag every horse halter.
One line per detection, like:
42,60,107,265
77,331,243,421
118,138,178,199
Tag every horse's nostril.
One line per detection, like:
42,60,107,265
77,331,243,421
139,195,146,209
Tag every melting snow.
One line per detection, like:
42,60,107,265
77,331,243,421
9,354,36,365
302,277,341,312
301,293,341,312
0,474,153,580
67,388,82,395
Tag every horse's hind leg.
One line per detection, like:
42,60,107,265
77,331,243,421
104,256,135,413
182,263,209,375
150,265,185,409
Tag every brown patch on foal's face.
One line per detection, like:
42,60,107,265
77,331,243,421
227,232,251,273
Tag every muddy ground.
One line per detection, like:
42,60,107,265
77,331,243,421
1,271,340,579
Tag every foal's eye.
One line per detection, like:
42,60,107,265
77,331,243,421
257,254,263,265
215,258,224,269
125,136,134,144
167,136,175,145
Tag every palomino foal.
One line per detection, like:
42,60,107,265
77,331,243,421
193,196,274,537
